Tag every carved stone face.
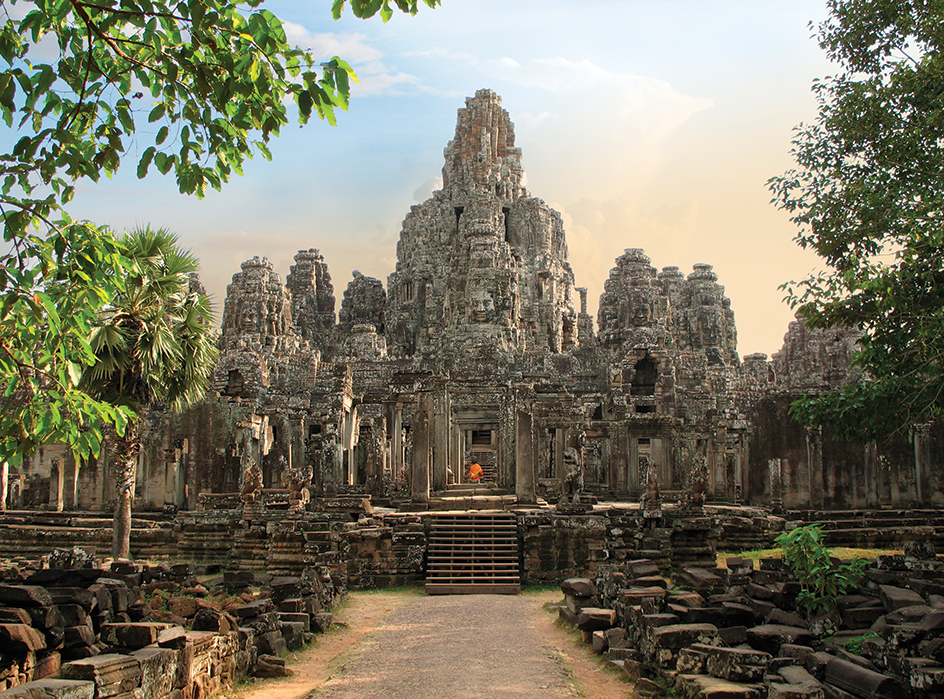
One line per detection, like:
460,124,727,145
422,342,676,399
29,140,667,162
631,299,652,327
469,288,496,323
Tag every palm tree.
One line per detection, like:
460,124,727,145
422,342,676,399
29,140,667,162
81,226,219,560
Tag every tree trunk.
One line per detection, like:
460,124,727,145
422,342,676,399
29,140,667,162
112,421,140,561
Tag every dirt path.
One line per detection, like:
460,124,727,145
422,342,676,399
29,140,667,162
233,590,635,699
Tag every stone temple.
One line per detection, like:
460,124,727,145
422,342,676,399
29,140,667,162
7,89,944,515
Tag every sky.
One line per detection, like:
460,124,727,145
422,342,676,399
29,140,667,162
65,0,837,358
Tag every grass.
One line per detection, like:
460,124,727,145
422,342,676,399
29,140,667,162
716,546,903,568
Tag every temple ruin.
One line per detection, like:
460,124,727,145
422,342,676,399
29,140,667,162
5,88,943,517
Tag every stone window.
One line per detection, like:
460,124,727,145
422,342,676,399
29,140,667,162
631,355,658,396
224,369,244,396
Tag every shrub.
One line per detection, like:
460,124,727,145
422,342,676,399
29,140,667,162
775,523,867,616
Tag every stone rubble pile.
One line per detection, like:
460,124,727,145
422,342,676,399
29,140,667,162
0,556,340,697
559,543,944,699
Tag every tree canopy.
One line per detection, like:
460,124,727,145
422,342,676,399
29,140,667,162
769,0,944,441
0,0,439,468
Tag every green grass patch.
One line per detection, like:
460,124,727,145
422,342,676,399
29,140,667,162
717,546,902,568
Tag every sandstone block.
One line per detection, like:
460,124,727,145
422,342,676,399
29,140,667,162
0,586,54,608
879,585,925,613
575,608,616,632
0,624,47,652
675,673,764,699
131,646,177,698
560,578,595,598
100,622,171,649
746,624,814,655
705,646,772,683
0,679,95,699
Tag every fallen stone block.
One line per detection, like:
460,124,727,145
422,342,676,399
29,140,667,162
879,585,925,613
60,654,142,697
746,624,814,655
576,608,616,632
0,679,95,699
279,621,306,651
767,609,808,629
253,654,291,678
561,578,595,598
706,646,771,683
768,682,825,699
823,654,905,699
675,673,764,699
0,586,54,608
100,622,171,649
649,623,721,669
0,624,46,653
131,646,177,698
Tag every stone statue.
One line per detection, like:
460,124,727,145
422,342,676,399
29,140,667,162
687,452,708,510
280,455,312,512
641,456,661,515
239,430,263,504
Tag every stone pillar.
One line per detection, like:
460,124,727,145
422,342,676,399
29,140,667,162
864,442,879,508
515,410,536,504
914,423,931,505
50,457,64,512
805,426,824,509
431,390,448,492
0,461,7,510
391,403,403,480
554,427,566,486
411,394,431,506
289,417,304,473
768,458,783,510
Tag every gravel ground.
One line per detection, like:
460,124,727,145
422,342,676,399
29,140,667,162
307,593,594,699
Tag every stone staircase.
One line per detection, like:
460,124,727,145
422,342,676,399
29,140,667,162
424,511,521,595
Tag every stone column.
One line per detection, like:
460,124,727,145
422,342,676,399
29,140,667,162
515,410,536,504
805,426,824,509
864,442,879,508
431,389,448,492
411,394,431,506
391,403,403,480
914,423,931,505
768,458,783,510
0,461,7,511
554,427,566,486
50,457,64,512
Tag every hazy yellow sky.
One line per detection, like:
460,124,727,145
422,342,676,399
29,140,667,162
69,0,836,358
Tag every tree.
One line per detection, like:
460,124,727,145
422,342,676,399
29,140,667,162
768,0,944,441
81,226,218,559
0,0,439,472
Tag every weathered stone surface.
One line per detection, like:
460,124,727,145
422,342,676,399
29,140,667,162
561,578,596,598
575,608,616,632
100,622,171,649
130,647,177,698
0,624,47,652
0,586,53,608
675,673,764,699
705,646,772,682
879,585,926,613
0,679,95,699
746,625,815,655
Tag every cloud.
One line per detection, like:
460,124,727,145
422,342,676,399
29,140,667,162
413,177,442,202
282,24,383,64
281,24,420,96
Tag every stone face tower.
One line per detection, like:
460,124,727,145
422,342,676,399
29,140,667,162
386,89,580,358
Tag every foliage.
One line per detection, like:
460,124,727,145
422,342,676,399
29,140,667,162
775,523,867,617
0,224,132,467
80,225,219,558
80,226,219,415
843,631,880,655
0,0,438,467
768,0,944,441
